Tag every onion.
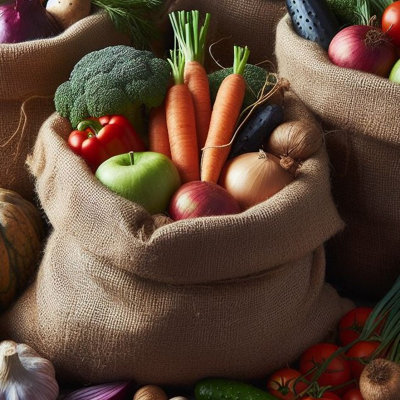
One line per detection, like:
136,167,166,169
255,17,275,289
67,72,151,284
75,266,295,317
64,381,132,400
219,150,294,210
359,358,400,400
267,120,323,175
0,0,62,44
168,181,241,220
328,25,398,77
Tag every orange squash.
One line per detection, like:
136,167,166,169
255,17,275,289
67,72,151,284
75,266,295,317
0,189,44,311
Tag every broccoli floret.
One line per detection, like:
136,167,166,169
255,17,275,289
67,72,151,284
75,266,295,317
54,45,171,129
208,64,277,110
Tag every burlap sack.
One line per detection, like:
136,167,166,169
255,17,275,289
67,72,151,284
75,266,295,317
166,0,286,71
275,15,400,300
0,11,130,203
0,91,352,385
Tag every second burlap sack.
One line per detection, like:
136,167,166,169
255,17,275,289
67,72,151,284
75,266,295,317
1,92,352,385
0,11,130,203
276,15,400,300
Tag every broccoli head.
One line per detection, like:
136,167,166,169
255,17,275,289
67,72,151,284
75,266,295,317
208,64,277,110
54,45,171,129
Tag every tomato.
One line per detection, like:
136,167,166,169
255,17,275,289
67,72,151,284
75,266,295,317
382,1,400,47
343,388,364,400
346,340,380,379
266,368,308,400
338,307,373,346
302,393,341,400
300,343,352,394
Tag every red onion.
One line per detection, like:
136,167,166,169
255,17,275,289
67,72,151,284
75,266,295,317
0,0,62,44
168,181,241,220
64,381,132,400
328,25,398,77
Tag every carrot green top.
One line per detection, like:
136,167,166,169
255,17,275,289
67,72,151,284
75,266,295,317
169,10,211,65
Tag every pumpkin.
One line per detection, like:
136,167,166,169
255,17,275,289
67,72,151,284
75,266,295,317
0,189,44,311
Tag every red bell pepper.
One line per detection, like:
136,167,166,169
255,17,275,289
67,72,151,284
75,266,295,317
67,115,146,171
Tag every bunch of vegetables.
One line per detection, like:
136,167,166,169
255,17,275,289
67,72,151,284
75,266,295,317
54,8,323,221
0,0,163,47
286,0,400,82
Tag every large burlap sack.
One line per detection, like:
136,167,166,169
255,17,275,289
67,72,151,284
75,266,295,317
166,0,286,71
0,11,130,203
275,15,400,300
1,93,352,385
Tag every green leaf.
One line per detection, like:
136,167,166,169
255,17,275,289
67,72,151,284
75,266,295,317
92,0,163,49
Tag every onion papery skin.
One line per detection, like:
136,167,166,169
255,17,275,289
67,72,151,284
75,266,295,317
328,25,398,77
0,0,62,44
168,181,242,220
64,381,133,400
219,151,294,210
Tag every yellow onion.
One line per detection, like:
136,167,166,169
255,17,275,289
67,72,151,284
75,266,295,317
360,358,400,400
219,150,294,210
267,120,323,175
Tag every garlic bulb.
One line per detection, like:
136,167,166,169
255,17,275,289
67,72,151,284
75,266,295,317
0,340,59,400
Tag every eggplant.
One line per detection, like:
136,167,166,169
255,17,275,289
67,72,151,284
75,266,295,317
285,0,340,50
229,103,284,159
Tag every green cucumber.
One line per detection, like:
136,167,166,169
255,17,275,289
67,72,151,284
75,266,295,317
194,378,279,400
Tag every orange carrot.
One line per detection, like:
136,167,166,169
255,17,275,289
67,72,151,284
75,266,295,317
201,46,250,183
185,61,211,150
148,103,171,158
169,11,212,150
166,49,199,183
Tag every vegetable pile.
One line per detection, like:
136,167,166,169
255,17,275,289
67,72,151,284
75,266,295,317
54,8,323,220
286,0,400,82
0,0,163,46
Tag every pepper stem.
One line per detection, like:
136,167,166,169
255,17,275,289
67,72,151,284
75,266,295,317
77,119,103,135
129,151,135,166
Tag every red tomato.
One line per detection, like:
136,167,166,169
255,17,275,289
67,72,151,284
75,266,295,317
266,368,308,399
382,1,400,47
343,388,364,400
302,393,341,400
266,368,308,400
300,343,352,391
346,340,380,379
338,307,373,346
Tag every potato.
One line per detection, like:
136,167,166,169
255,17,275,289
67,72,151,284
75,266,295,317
46,0,91,29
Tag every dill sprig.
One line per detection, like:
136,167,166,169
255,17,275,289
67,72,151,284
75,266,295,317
91,0,164,49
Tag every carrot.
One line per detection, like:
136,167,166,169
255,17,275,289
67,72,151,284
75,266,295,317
201,46,250,183
148,102,171,158
166,49,200,183
169,10,212,151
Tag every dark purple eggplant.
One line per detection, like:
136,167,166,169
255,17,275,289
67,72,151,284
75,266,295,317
228,103,284,159
285,0,340,50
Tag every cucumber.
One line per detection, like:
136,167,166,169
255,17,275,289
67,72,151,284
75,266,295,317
229,104,283,159
286,0,340,50
194,378,279,400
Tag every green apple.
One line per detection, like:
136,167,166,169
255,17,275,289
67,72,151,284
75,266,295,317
389,58,400,83
95,151,181,214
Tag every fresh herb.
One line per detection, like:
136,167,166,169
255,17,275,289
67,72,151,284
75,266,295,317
91,0,163,49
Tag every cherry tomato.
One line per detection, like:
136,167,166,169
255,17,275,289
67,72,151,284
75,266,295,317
266,368,308,399
300,343,352,390
338,307,373,346
346,340,380,379
302,393,341,400
343,388,364,400
382,1,400,47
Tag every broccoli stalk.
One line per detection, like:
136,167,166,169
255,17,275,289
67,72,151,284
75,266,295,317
54,45,171,132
